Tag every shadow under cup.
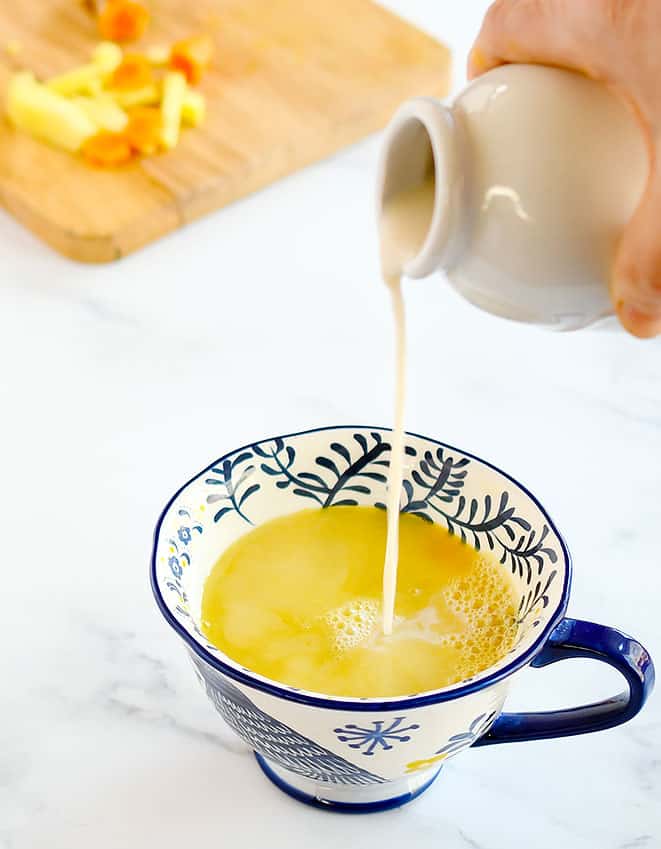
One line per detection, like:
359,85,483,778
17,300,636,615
151,426,655,813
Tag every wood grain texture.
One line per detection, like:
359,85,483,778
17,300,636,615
0,0,450,262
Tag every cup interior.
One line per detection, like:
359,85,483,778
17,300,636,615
151,426,570,705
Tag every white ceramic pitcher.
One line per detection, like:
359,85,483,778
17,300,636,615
376,64,648,330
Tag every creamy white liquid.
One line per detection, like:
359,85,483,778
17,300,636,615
379,175,435,635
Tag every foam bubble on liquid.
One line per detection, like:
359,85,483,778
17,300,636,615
325,599,379,651
321,558,519,685
442,557,519,682
325,599,447,654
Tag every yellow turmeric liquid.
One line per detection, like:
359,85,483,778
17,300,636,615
201,506,519,698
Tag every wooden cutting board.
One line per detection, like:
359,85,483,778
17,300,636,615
0,1,450,262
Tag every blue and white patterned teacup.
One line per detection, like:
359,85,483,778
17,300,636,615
151,426,654,813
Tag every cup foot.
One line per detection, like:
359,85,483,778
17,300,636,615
254,753,442,813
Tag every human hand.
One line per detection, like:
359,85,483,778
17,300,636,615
469,0,661,337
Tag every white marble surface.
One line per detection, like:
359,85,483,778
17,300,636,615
2,2,660,847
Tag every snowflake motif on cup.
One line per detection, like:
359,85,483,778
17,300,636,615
334,717,420,756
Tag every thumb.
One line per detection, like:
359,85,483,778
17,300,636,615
612,157,661,338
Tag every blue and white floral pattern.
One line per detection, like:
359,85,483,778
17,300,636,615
212,432,557,624
432,710,498,758
205,453,260,524
254,432,392,507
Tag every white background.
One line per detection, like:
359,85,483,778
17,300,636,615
1,2,660,847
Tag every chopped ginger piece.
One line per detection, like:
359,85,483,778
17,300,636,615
73,94,128,132
83,78,104,96
169,34,213,85
92,41,124,72
5,17,208,165
7,72,96,152
98,0,150,44
48,42,122,95
48,65,101,96
110,54,153,90
146,44,169,65
124,106,161,154
82,130,133,166
107,82,159,108
160,70,186,149
181,89,205,127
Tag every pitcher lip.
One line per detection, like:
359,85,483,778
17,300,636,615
150,424,572,712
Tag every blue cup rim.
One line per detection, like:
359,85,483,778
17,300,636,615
150,424,572,712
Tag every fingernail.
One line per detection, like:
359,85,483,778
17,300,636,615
618,302,661,338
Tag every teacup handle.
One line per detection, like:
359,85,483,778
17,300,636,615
474,617,655,745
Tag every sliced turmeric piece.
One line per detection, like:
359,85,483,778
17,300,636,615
98,0,150,44
124,106,161,154
110,53,153,90
169,34,213,85
82,130,133,166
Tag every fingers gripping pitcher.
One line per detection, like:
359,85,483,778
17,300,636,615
377,64,648,330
